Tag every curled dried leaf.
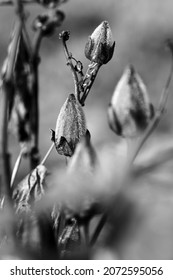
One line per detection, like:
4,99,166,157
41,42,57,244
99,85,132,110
13,165,48,213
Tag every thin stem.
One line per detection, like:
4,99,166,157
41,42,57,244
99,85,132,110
0,83,12,201
40,143,54,165
90,213,107,247
61,34,80,100
29,30,43,170
10,148,24,187
83,222,90,246
130,45,173,163
80,62,101,106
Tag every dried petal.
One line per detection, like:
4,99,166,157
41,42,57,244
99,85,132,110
52,93,86,157
108,65,154,138
85,21,115,65
13,165,48,213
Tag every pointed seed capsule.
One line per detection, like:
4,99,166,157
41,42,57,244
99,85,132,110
85,20,115,65
52,93,86,157
108,65,154,138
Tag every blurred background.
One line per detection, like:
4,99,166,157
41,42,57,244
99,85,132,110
1,0,173,259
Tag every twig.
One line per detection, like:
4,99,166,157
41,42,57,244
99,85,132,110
40,143,54,165
10,148,25,187
60,32,80,100
90,213,107,247
29,30,43,170
80,62,101,106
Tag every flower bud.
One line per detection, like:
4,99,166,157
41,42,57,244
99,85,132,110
85,20,115,65
51,93,86,157
108,65,154,138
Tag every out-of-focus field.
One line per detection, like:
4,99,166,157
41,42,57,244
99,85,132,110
1,0,173,259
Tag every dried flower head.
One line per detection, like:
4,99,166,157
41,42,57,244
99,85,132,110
85,20,115,65
108,65,154,138
51,93,86,157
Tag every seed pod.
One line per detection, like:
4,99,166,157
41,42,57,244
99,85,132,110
85,21,115,65
13,165,48,213
51,93,86,157
108,65,154,138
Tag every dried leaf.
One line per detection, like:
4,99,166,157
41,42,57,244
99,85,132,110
13,165,48,213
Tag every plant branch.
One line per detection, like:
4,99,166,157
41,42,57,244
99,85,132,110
90,213,107,247
40,143,54,165
29,30,43,170
60,31,80,100
80,62,101,106
10,147,25,187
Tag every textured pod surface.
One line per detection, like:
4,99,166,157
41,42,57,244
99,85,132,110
85,21,115,65
52,93,86,157
108,65,154,138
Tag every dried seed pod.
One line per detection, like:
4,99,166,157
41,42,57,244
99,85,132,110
85,21,115,65
32,10,65,37
51,93,86,157
13,165,48,213
108,65,154,138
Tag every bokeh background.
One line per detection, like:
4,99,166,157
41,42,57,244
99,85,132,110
1,0,173,259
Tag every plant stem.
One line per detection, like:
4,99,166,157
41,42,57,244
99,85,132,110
10,148,24,187
40,143,54,165
90,213,107,247
29,30,43,169
80,62,100,106
61,35,80,100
